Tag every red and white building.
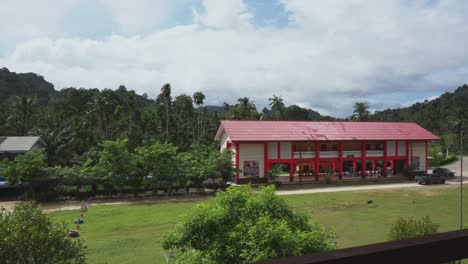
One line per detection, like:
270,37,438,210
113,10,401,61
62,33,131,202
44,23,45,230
214,121,439,182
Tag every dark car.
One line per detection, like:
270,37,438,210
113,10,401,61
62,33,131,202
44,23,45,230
415,173,446,185
0,176,7,189
433,168,455,178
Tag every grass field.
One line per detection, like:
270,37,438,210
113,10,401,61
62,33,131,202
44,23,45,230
50,185,468,264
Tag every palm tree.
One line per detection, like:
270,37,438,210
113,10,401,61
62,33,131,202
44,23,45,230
7,96,36,135
232,97,259,120
193,91,205,143
268,95,285,120
352,101,370,121
158,83,172,142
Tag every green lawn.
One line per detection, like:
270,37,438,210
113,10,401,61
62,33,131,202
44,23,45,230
49,186,468,264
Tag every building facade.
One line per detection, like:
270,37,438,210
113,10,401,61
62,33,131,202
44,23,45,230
214,121,439,182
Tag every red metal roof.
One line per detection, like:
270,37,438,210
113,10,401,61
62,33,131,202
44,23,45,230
215,120,440,142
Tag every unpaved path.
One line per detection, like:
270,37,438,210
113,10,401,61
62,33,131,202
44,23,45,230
1,181,464,212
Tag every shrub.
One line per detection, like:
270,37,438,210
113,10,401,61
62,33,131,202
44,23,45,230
0,202,86,264
268,164,283,181
402,165,417,180
388,216,439,241
163,185,336,264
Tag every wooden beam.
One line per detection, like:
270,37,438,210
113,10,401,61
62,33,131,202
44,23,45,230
257,229,468,264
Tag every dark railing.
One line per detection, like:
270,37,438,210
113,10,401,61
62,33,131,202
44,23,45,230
257,229,468,264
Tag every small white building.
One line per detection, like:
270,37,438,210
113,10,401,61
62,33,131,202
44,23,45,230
0,136,47,159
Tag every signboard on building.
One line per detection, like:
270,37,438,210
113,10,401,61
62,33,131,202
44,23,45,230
243,161,259,177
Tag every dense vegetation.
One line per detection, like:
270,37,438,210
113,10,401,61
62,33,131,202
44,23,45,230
1,67,467,180
0,202,86,264
373,84,468,154
163,185,336,264
0,68,334,167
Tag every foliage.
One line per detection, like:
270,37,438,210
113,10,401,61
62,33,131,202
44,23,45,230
268,95,285,120
268,163,283,180
430,153,458,167
136,140,182,194
374,84,468,153
351,101,370,121
387,216,439,241
162,185,336,264
0,202,86,264
97,139,140,191
2,149,46,184
6,96,37,135
402,165,417,180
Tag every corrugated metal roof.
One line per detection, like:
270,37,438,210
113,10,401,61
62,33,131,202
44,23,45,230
214,121,440,141
0,136,46,152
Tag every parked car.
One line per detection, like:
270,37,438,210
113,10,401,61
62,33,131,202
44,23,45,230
415,173,446,185
432,168,455,178
0,176,8,189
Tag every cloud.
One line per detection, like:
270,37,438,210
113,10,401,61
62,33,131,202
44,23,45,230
1,0,468,117
99,0,194,34
194,0,252,29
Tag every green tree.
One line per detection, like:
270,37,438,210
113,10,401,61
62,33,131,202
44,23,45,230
97,139,140,192
173,94,195,149
3,150,47,199
388,216,439,241
7,96,37,135
157,83,173,142
0,202,86,264
230,97,260,120
193,91,206,143
351,101,370,121
136,141,181,195
268,94,285,120
163,185,336,264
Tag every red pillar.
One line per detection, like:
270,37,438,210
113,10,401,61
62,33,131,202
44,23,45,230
405,141,410,166
264,143,268,178
315,142,320,180
235,143,240,180
383,141,388,176
338,142,343,179
277,142,281,161
361,142,366,178
395,140,399,157
289,143,294,182
425,141,428,172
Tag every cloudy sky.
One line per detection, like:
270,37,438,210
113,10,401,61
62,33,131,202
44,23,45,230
1,0,468,117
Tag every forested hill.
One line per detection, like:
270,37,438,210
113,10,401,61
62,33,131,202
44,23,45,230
372,84,468,152
0,68,332,166
0,67,55,106
373,84,468,134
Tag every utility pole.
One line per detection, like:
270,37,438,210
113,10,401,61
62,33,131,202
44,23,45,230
460,124,464,230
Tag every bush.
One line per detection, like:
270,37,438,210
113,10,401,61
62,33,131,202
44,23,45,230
0,202,86,264
402,165,416,180
163,185,336,264
388,216,439,241
430,154,458,167
439,155,458,166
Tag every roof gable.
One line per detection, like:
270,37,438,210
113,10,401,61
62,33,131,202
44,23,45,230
0,136,46,153
215,121,439,142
